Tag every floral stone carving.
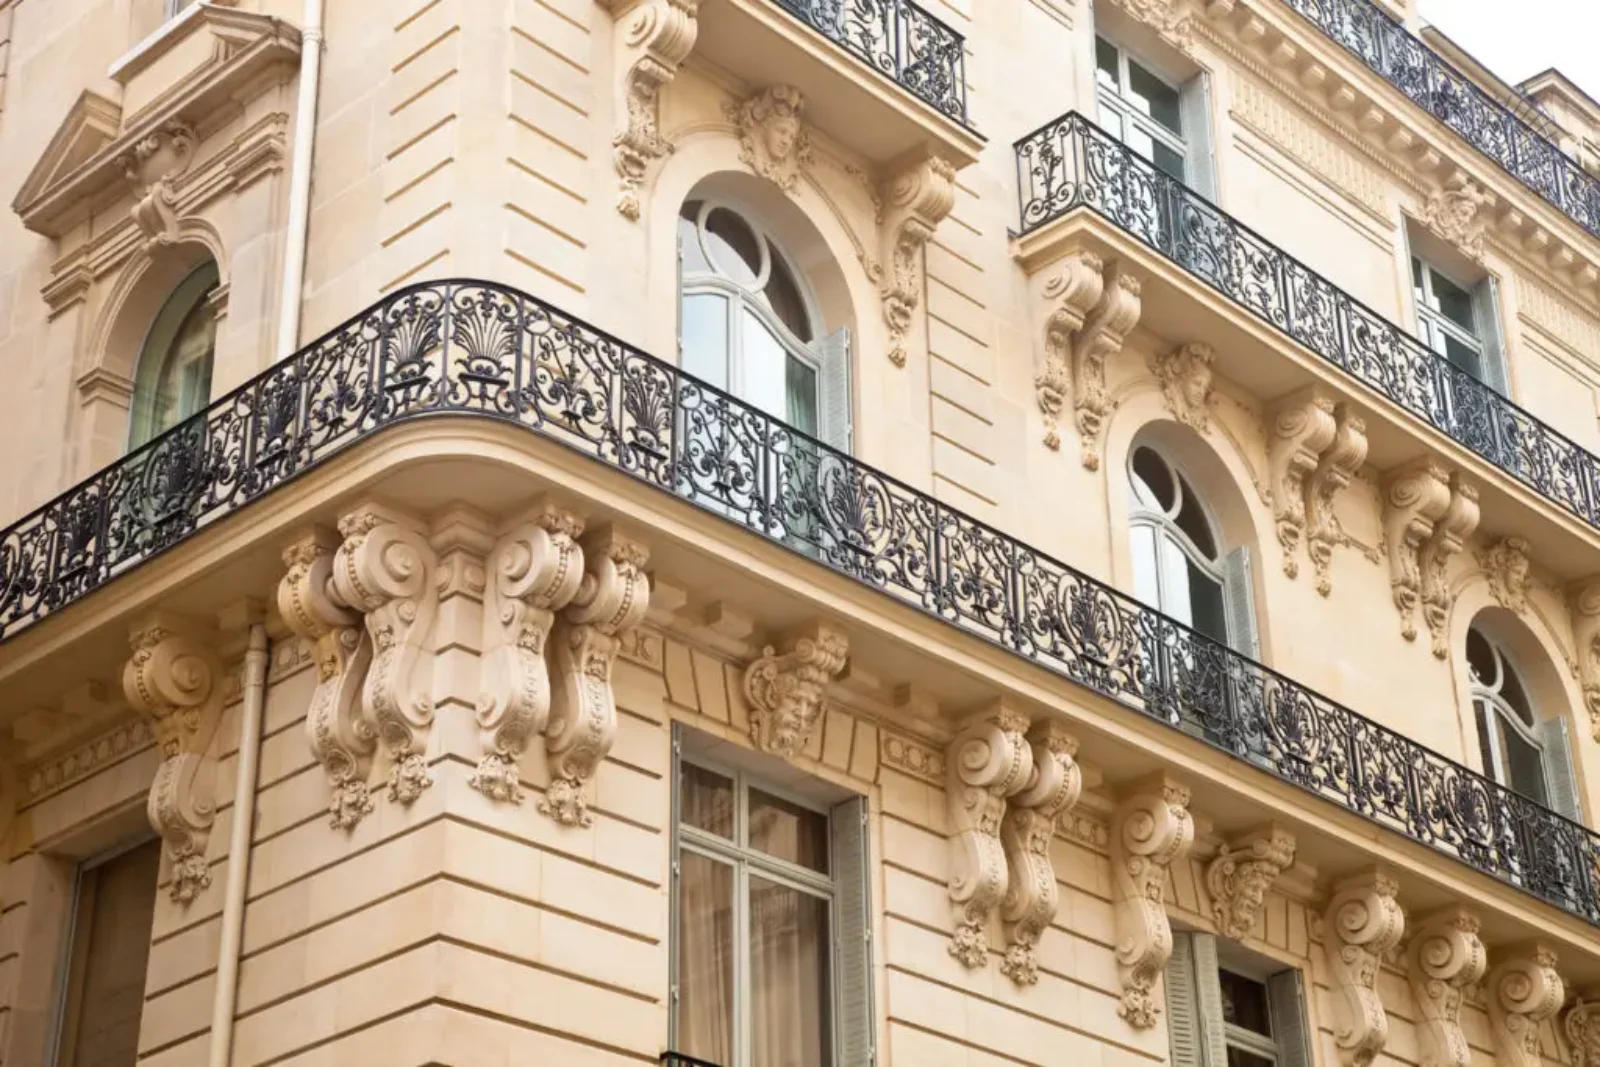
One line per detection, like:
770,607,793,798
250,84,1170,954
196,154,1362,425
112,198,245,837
1406,906,1486,1067
1323,870,1404,1067
606,0,700,219
1421,175,1492,260
1418,472,1479,658
1149,342,1215,433
1305,404,1368,596
998,721,1082,985
1572,578,1600,740
1111,775,1194,1029
1480,536,1532,616
1382,460,1453,645
725,84,812,194
1205,825,1295,940
945,706,1033,969
1268,389,1337,580
1036,250,1105,451
869,153,956,368
742,622,849,758
1564,998,1600,1067
1486,944,1563,1067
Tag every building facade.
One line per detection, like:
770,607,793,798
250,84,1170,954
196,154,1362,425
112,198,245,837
5,0,1600,1065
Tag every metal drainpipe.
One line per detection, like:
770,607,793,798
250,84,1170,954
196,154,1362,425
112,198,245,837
207,624,269,1067
274,0,324,361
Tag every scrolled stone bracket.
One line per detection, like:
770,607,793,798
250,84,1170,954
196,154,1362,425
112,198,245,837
543,525,651,826
1035,250,1105,451
1267,388,1336,580
1564,996,1600,1067
1304,403,1368,595
1406,905,1486,1067
1322,869,1405,1067
1111,774,1194,1030
1205,824,1295,941
1417,471,1479,658
1571,577,1600,741
1034,256,1142,468
742,621,850,759
868,152,956,368
1487,944,1563,1067
998,720,1083,986
601,0,700,219
1382,460,1451,646
945,705,1034,970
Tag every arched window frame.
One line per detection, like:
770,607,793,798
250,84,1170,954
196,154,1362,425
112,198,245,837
127,261,220,450
1467,625,1581,821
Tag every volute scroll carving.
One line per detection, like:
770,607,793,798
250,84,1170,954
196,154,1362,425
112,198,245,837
605,0,700,219
1406,906,1486,1067
1110,775,1194,1030
1418,472,1479,658
123,615,226,905
1565,997,1600,1067
869,153,957,369
543,525,651,827
474,503,588,804
120,121,197,247
1072,265,1142,471
1204,825,1295,941
1267,390,1337,579
1382,461,1452,645
1322,869,1404,1067
945,706,1033,970
1571,577,1600,740
1036,251,1105,452
742,622,850,759
998,721,1083,986
1305,404,1368,596
1486,944,1563,1067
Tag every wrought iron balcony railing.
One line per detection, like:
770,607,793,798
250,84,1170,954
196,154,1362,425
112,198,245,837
0,279,1595,926
1017,112,1600,537
768,0,969,123
1283,0,1600,241
660,1054,723,1067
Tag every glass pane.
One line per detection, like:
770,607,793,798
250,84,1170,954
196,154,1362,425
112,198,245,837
742,309,791,420
1467,628,1497,687
1173,476,1217,560
749,876,832,1067
1095,37,1120,89
680,207,711,275
1131,524,1162,609
1443,334,1483,378
786,357,819,437
704,207,763,287
1227,1048,1276,1067
1189,559,1229,647
766,252,812,343
1129,60,1183,135
749,788,830,873
1430,268,1478,334
1411,256,1425,293
1097,102,1124,140
1131,447,1176,511
1126,123,1157,166
677,852,735,1065
1499,661,1533,724
682,293,730,390
1220,969,1273,1036
680,762,735,838
1502,719,1549,804
1476,701,1499,779
152,299,217,438
1153,140,1186,182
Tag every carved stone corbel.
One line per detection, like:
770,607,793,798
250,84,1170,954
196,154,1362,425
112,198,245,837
474,503,587,803
1204,824,1295,941
120,121,197,247
1111,775,1194,1029
1382,461,1452,643
1480,537,1532,616
1149,342,1214,433
1267,390,1337,579
725,84,812,194
742,622,849,758
1486,944,1563,1067
1305,404,1368,596
1323,870,1404,1067
1419,473,1479,658
1112,0,1196,51
329,503,440,805
1406,906,1487,1067
277,529,377,830
543,525,651,826
945,705,1033,969
998,721,1082,986
1564,997,1600,1067
1036,251,1105,451
871,153,956,368
1072,263,1142,470
1420,175,1492,261
1571,578,1600,740
603,0,699,219
123,615,225,904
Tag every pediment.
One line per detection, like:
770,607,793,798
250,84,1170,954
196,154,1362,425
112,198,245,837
11,5,300,239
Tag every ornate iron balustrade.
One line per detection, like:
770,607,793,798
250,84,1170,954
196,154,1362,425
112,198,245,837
1283,0,1600,240
0,279,1595,925
1017,112,1600,536
768,0,968,122
660,1055,723,1067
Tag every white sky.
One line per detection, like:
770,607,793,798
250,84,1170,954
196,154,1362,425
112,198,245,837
1419,0,1600,102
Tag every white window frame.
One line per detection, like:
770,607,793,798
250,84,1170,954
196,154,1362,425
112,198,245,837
1467,628,1581,821
1413,257,1485,370
1095,36,1188,174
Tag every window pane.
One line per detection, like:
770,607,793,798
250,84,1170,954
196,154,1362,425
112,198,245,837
1128,60,1183,135
680,207,711,275
1095,37,1120,88
1502,719,1549,804
766,252,812,343
1189,559,1229,647
1220,969,1273,1037
749,788,830,874
1443,334,1483,378
681,762,735,838
704,207,763,287
786,357,819,437
1130,524,1162,608
742,309,791,420
1227,1048,1276,1067
1153,140,1186,182
1097,102,1124,139
682,293,729,390
677,852,735,1065
1476,701,1500,779
151,299,217,438
1160,536,1194,627
1467,628,1497,686
749,876,832,1067
1131,446,1176,511
1429,268,1478,334
1173,477,1217,560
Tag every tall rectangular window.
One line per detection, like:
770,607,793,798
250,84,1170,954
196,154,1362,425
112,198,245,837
1096,36,1189,183
670,733,873,1067
52,838,161,1067
1165,932,1312,1067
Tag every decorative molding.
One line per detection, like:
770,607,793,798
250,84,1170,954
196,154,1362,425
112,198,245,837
122,615,225,905
1571,578,1600,740
1204,824,1295,940
742,622,850,758
604,0,699,219
1479,537,1533,616
1564,998,1600,1067
1406,906,1487,1067
945,706,1033,969
1110,774,1194,1029
867,153,956,368
880,729,945,784
544,525,651,826
119,121,196,248
21,718,153,806
999,721,1082,985
1073,264,1142,471
1382,460,1453,645
1515,270,1600,361
724,84,812,195
329,503,439,805
474,503,587,803
277,528,377,830
1486,945,1563,1067
1149,342,1215,433
1419,472,1480,658
1420,175,1493,261
1304,403,1368,595
1267,389,1337,579
1036,250,1105,451
1110,0,1197,51
1323,870,1405,1067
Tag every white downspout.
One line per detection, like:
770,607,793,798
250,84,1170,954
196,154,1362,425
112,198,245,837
207,623,269,1067
274,0,324,361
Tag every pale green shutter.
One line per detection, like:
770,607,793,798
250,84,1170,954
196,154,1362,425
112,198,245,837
1539,715,1582,822
1267,968,1314,1067
667,724,685,1051
1191,933,1230,1067
832,794,875,1066
1221,547,1261,661
817,327,853,454
1474,275,1510,396
1180,74,1217,201
1166,933,1204,1067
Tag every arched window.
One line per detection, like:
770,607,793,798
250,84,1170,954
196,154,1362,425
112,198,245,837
128,262,219,449
678,199,850,450
1127,444,1256,656
1467,627,1579,819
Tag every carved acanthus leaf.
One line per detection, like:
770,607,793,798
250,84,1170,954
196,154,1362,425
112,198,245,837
1570,578,1600,741
1072,264,1142,470
1419,472,1479,658
725,84,812,194
1111,0,1196,50
1564,998,1600,1067
1480,537,1532,616
544,526,651,826
1305,404,1368,596
945,706,1033,970
868,153,956,368
1036,251,1105,451
742,622,849,759
474,503,587,803
606,0,700,219
1111,776,1194,1029
1420,175,1492,261
998,722,1082,985
1486,945,1563,1067
1267,390,1337,580
1382,461,1453,645
1149,342,1215,433
1204,825,1295,941
1406,907,1487,1067
1323,870,1404,1067
120,121,197,246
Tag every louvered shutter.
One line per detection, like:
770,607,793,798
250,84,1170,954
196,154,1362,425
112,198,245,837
832,794,876,1066
1539,715,1583,822
667,723,685,1052
1267,968,1314,1067
1474,274,1511,396
1191,933,1230,1067
1180,73,1218,201
1222,546,1261,661
1166,933,1204,1067
816,327,853,454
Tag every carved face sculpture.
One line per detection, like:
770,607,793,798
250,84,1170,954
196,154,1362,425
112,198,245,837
1182,358,1212,411
766,114,800,164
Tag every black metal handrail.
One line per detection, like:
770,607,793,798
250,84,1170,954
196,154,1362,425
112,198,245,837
1017,112,1600,536
768,0,969,124
0,278,1595,926
660,1054,723,1067
1283,0,1600,242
